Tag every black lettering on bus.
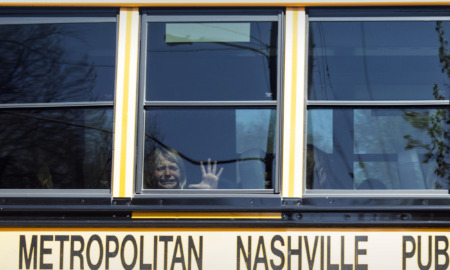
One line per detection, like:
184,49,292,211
106,235,119,270
19,235,37,270
327,236,338,270
305,236,319,270
237,236,251,270
270,235,285,270
320,236,324,270
340,236,352,270
403,236,416,270
154,236,158,270
355,236,368,270
55,235,69,270
171,236,187,270
403,235,450,270
160,235,174,270
418,236,432,270
140,236,152,270
287,236,301,270
70,235,85,270
39,235,53,270
254,236,269,270
86,234,103,270
121,235,138,270
188,236,203,270
435,235,449,270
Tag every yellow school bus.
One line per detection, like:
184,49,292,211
0,0,449,269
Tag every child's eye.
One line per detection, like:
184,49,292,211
156,166,166,171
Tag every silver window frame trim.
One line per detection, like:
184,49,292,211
305,189,449,198
0,12,118,196
307,100,450,106
308,16,450,22
304,11,450,197
0,17,117,24
0,189,111,197
146,15,279,22
135,189,276,197
144,101,277,107
0,101,114,109
136,10,284,195
273,11,284,195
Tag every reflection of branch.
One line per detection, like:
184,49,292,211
402,21,450,185
2,111,112,134
217,41,270,58
145,132,265,165
155,41,271,58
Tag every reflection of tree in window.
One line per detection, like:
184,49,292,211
0,24,98,103
0,23,113,189
403,21,450,189
147,22,278,101
0,109,113,189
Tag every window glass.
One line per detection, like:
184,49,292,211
166,23,251,43
307,13,450,193
307,108,450,190
0,11,117,192
146,21,278,101
0,22,116,103
0,108,113,189
140,10,280,192
143,109,276,189
309,21,450,101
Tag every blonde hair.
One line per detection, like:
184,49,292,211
146,147,187,189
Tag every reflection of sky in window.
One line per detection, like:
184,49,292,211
309,21,450,100
147,21,277,101
236,110,273,153
354,109,439,154
308,109,441,154
0,22,116,103
58,23,116,101
307,110,333,153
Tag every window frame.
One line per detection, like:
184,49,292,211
304,7,450,198
135,8,284,197
0,8,119,197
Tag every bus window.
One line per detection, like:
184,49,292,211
146,21,278,101
137,9,282,192
0,10,117,193
306,8,450,194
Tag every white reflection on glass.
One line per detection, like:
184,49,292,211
235,109,275,189
166,23,251,43
307,109,333,153
236,109,272,154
